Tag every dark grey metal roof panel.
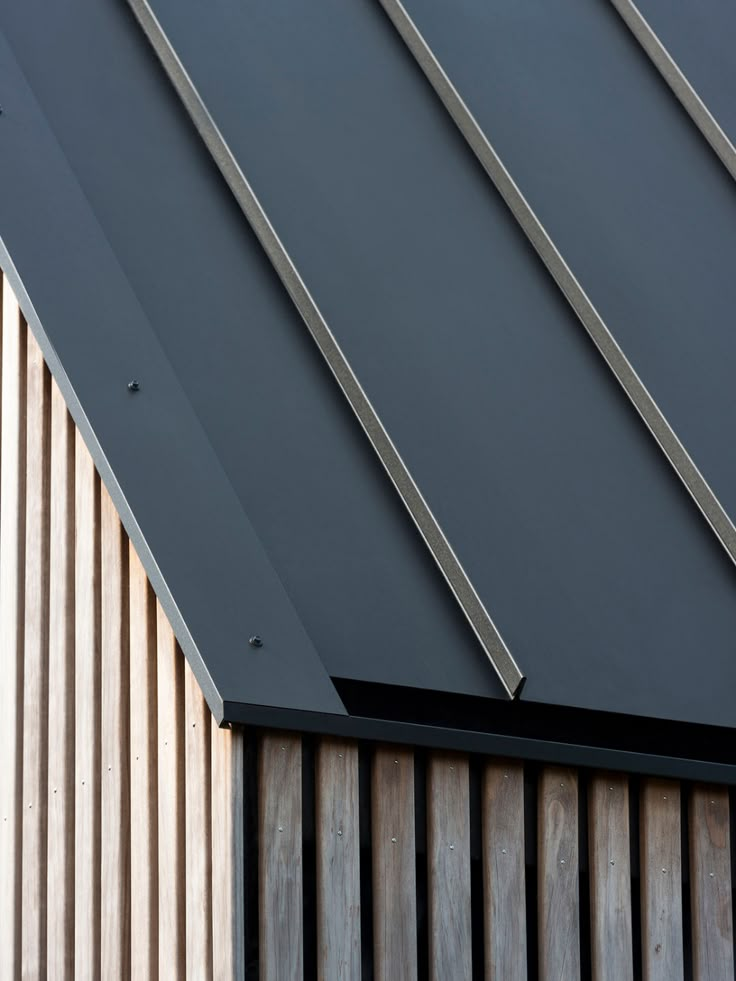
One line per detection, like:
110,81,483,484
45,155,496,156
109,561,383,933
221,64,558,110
397,0,736,528
631,0,736,146
122,0,736,726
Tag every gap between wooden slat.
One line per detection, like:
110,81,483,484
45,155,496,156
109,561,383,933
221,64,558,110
21,328,51,976
157,602,185,980
315,737,361,980
372,747,417,981
259,732,303,981
0,278,26,981
101,487,131,977
640,779,684,981
185,659,213,979
74,433,101,979
689,785,734,981
46,380,75,980
538,767,580,981
129,542,158,979
483,761,526,981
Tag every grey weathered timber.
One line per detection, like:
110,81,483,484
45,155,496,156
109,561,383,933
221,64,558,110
538,767,580,981
46,380,75,979
259,734,303,981
588,775,633,981
483,762,527,981
316,738,361,980
100,487,131,978
211,720,245,981
640,779,684,981
184,661,213,980
372,748,418,981
73,434,101,979
21,328,50,977
156,600,186,980
129,544,159,979
0,281,25,980
689,786,734,981
427,753,472,981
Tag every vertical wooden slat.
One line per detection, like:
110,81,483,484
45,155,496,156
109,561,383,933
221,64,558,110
538,767,580,981
46,381,75,980
157,602,185,980
129,543,158,979
483,761,526,981
427,752,471,981
185,659,213,979
372,747,417,981
101,487,130,977
74,433,101,979
212,719,245,981
316,738,361,980
0,279,25,981
259,733,303,981
588,774,633,981
640,779,683,981
21,329,51,975
689,786,734,981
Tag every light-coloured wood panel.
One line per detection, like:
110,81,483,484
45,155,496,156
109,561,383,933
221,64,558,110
689,786,734,981
588,774,632,981
427,752,471,981
101,487,130,977
538,767,580,981
157,602,185,981
640,779,683,981
0,279,26,981
259,733,303,981
46,381,75,980
316,738,361,981
185,659,213,980
483,761,526,981
74,433,101,980
129,543,158,979
21,329,51,976
211,719,245,981
372,747,417,981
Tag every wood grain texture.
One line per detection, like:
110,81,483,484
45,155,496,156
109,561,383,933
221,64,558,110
46,381,75,980
689,786,734,981
538,767,580,981
316,738,361,981
588,774,633,981
21,328,51,977
483,761,526,981
211,719,245,981
259,733,303,981
372,747,417,981
74,433,101,980
157,602,185,981
129,543,158,979
0,280,25,981
427,753,471,981
640,779,683,981
185,659,213,979
101,487,131,977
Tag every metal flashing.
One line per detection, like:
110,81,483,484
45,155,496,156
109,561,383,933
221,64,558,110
125,0,525,698
375,0,736,569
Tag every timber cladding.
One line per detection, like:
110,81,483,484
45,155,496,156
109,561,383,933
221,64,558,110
1,291,736,980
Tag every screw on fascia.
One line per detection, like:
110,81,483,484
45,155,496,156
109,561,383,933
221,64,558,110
127,379,140,392
249,635,263,648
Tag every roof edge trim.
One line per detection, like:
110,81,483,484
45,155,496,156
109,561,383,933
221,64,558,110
125,0,525,698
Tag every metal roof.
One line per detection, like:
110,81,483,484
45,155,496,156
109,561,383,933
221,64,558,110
2,0,736,772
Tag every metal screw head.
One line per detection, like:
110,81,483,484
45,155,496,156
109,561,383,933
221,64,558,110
127,380,140,392
249,635,263,648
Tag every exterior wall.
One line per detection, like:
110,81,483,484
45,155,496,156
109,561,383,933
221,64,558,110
1,276,735,980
